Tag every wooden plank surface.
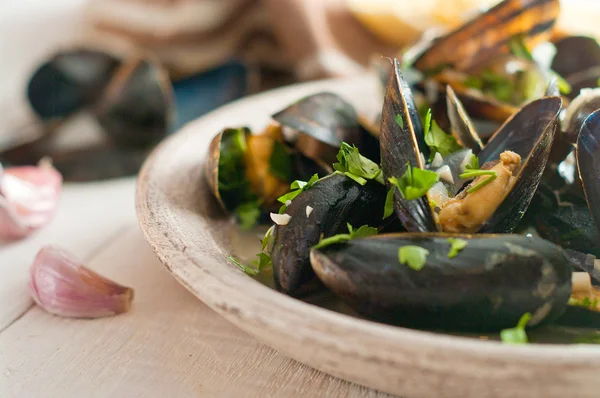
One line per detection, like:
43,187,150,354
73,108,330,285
0,181,392,398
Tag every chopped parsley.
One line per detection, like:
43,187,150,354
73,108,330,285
459,169,498,194
447,238,467,258
423,109,462,158
575,333,600,344
268,140,293,181
229,226,275,276
277,173,319,212
509,35,534,61
234,201,261,230
553,72,572,95
333,143,384,185
312,223,378,250
398,245,429,271
465,153,479,170
389,163,439,200
500,313,531,344
383,187,395,219
395,114,404,129
568,296,600,310
228,256,260,276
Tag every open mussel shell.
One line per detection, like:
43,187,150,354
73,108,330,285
271,173,386,295
446,86,483,152
563,88,600,143
95,55,174,148
476,96,562,232
272,92,361,164
576,109,600,235
412,0,560,74
206,127,252,212
27,49,120,120
380,59,433,232
551,36,600,82
310,233,572,332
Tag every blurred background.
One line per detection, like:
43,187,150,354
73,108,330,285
1,0,598,181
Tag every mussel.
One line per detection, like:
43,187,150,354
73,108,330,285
408,0,560,131
310,233,572,331
551,35,600,99
206,124,329,228
271,172,387,294
381,58,561,234
272,92,379,164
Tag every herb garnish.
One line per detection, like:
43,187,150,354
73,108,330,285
234,201,261,230
383,188,395,219
447,238,467,258
229,226,275,276
423,109,462,159
568,296,600,310
465,153,479,170
228,256,260,276
459,169,498,194
333,143,384,185
395,114,404,129
269,140,293,181
509,35,571,95
500,313,531,344
389,163,439,200
277,173,319,213
313,223,378,250
398,245,429,271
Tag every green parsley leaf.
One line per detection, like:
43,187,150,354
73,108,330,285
383,187,395,219
553,72,572,95
568,296,600,310
389,164,439,200
395,114,404,129
463,75,484,90
509,35,534,61
261,226,275,251
277,173,320,211
465,153,479,170
228,256,260,276
459,169,498,193
252,252,272,269
574,333,600,344
597,77,600,87
269,140,293,181
500,313,531,344
424,119,462,158
447,238,468,258
312,223,378,250
398,245,429,271
234,201,261,230
423,108,432,136
333,143,384,185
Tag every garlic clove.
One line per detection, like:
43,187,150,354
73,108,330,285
0,160,62,240
29,246,134,318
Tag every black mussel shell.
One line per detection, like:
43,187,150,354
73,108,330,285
95,55,174,148
551,36,600,82
380,59,434,232
206,127,253,212
27,49,120,120
477,96,562,232
272,92,361,164
446,86,483,152
412,0,560,74
563,88,600,143
310,233,572,332
357,121,381,164
576,109,600,235
271,173,386,295
566,67,600,100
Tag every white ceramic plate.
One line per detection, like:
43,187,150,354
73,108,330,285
136,75,600,398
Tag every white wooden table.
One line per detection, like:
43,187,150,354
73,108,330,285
0,178,392,397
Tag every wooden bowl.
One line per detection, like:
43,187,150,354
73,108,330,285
136,75,600,398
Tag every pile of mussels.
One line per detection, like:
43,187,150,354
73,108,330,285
206,0,600,336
